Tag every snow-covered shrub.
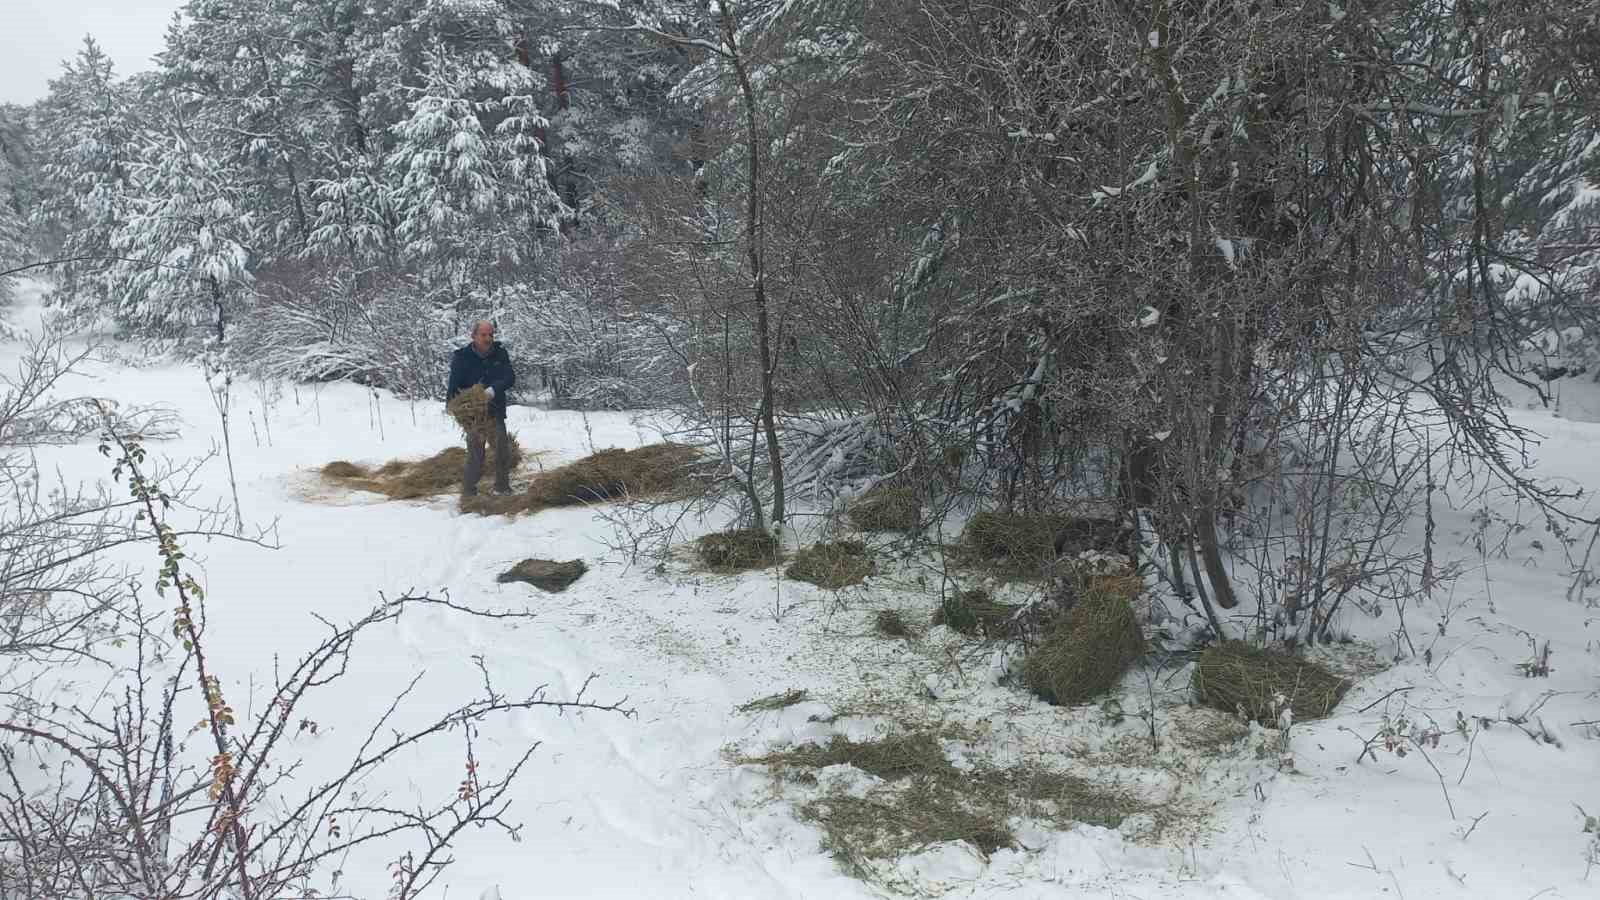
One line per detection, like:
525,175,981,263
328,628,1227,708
490,245,679,410
233,264,466,399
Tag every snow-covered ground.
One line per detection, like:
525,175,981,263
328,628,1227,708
3,281,1597,899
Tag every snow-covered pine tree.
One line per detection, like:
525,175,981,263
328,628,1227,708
33,38,146,316
0,108,31,300
386,38,564,284
109,125,256,335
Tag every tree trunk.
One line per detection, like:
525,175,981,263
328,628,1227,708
719,2,786,528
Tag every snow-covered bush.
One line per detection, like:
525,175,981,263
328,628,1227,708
233,265,464,398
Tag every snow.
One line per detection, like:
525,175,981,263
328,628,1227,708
4,283,1599,898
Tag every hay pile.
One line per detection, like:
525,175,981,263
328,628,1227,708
1022,584,1144,705
696,528,779,572
320,435,523,500
932,589,1020,638
496,558,587,592
524,443,700,507
963,511,1070,577
1192,642,1349,724
848,485,921,532
458,442,703,516
785,540,874,589
446,384,496,442
962,512,1128,579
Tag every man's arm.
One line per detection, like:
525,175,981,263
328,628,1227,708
489,346,516,392
445,349,466,399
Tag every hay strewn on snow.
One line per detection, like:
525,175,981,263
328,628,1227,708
747,729,1150,867
1022,584,1144,705
696,528,780,572
524,443,701,507
1192,642,1349,724
751,733,956,781
461,442,705,516
323,441,703,517
319,435,524,500
785,540,874,589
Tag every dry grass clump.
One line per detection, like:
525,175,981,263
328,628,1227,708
848,485,921,532
737,688,811,713
1192,641,1349,725
695,528,780,573
961,512,1128,579
961,511,1070,578
873,609,913,639
747,730,1150,873
319,436,524,500
785,540,874,589
446,384,495,442
931,589,1019,638
1022,585,1144,705
496,558,587,593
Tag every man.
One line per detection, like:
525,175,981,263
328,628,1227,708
446,320,516,496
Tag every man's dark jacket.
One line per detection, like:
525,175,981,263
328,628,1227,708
446,341,515,420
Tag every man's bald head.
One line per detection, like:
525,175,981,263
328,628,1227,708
471,320,496,354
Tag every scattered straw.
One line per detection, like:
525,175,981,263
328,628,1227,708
696,528,780,573
786,540,874,589
1023,584,1144,705
319,436,525,500
801,779,1015,862
748,730,1149,871
325,441,701,516
1192,641,1349,725
1169,708,1252,753
750,732,956,781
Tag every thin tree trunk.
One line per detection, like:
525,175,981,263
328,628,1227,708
719,2,786,528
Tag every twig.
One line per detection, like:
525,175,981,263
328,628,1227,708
1357,685,1414,713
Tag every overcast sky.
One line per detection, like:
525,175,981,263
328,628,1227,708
4,1,185,105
